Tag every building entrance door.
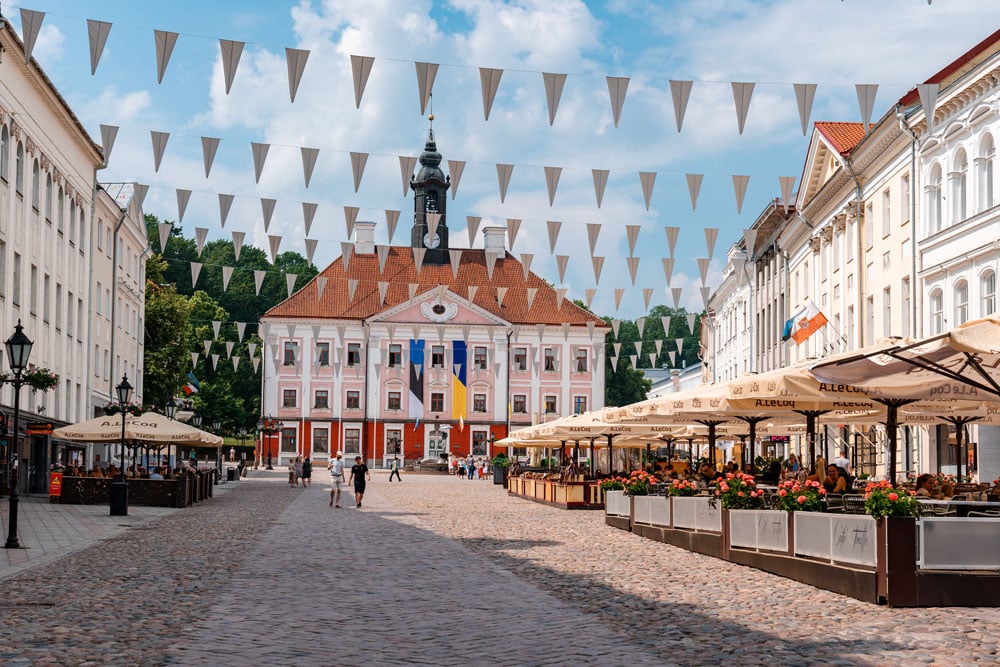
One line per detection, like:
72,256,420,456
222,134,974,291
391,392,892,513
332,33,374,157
426,427,448,461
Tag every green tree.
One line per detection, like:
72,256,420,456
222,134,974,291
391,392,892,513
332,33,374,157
143,282,193,408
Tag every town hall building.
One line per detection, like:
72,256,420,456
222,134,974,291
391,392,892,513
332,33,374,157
259,129,608,467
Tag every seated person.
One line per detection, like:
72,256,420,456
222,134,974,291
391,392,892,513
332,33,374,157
149,468,164,480
939,481,955,500
915,473,938,497
698,462,723,486
822,465,847,494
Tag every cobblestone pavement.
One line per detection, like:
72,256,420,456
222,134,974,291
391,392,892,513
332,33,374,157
2,470,999,666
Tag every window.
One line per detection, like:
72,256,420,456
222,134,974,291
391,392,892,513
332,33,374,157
930,290,944,335
387,391,401,411
512,394,527,414
901,278,911,338
281,428,297,453
430,392,444,413
31,160,39,210
928,164,943,233
513,347,527,371
0,126,8,181
980,135,996,211
431,345,445,368
316,342,330,366
29,264,37,314
313,428,329,454
314,390,329,409
69,205,76,242
953,149,968,223
881,189,891,237
882,251,891,270
282,389,297,408
575,348,588,373
15,142,23,194
346,391,360,410
544,395,557,414
543,348,556,372
0,240,6,297
883,287,892,338
473,393,487,413
472,431,488,456
96,221,103,251
473,346,487,369
901,173,911,223
388,344,402,367
283,341,297,365
982,272,996,316
954,281,969,325
58,188,65,235
345,429,360,452
864,202,874,248
386,429,402,455
55,283,62,330
347,343,361,366
574,396,587,414
43,274,50,322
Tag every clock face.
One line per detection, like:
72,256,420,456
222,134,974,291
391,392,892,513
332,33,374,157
423,232,441,249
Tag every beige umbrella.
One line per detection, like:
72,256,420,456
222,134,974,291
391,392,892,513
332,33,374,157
53,412,211,444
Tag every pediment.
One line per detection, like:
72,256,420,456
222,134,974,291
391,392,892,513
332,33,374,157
368,288,510,327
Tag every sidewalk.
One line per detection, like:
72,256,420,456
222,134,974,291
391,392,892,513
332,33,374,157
0,477,238,579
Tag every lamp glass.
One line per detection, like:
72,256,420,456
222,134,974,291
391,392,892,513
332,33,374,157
212,419,221,431
191,412,202,427
116,375,133,405
5,320,33,373
165,401,178,419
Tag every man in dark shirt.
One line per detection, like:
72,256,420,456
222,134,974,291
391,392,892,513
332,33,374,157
348,456,371,508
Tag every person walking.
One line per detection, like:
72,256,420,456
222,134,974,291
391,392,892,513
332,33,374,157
348,456,371,508
466,454,475,480
328,452,345,508
294,456,304,486
388,456,402,482
301,457,312,487
287,459,297,487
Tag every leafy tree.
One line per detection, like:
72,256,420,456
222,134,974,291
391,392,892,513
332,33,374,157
143,282,193,408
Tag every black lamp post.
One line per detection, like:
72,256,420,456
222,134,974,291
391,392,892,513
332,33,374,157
4,320,32,549
165,400,178,420
109,374,132,517
259,417,275,470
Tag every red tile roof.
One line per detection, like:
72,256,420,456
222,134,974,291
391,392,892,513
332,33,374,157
814,121,869,156
264,247,607,327
898,29,1000,107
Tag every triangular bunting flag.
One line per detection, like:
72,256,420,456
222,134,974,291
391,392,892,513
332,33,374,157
350,151,368,192
685,173,703,211
611,356,619,372
629,355,638,368
661,258,675,285
669,80,693,132
316,276,328,299
449,249,462,279
671,287,682,309
700,286,712,310
587,322,596,340
150,131,170,172
231,231,245,261
743,228,758,257
157,222,172,253
496,164,514,203
668,351,675,366
176,189,191,223
586,223,601,256
544,166,561,205
732,175,750,214
660,316,672,336
466,216,481,246
88,19,112,75
526,287,537,309
496,286,508,307
154,30,178,84
643,288,653,311
479,67,503,120
211,354,220,370
655,339,663,355
385,210,400,243
285,47,310,103
606,76,629,127
626,225,641,256
203,340,212,356
99,125,118,166
260,197,276,231
412,247,427,274
485,252,498,280
194,227,208,257
705,228,719,261
232,356,240,372
731,81,755,135
222,266,234,292
219,39,245,94
687,312,697,334
467,285,478,302
191,352,199,369
304,239,317,268
376,245,390,273
562,322,571,340
543,72,567,125
639,171,656,210
592,169,609,208
555,287,567,309
302,202,318,236
426,212,441,238
611,319,622,339
251,142,270,183
350,55,375,108
793,83,817,136
378,281,389,304
344,206,359,237
341,242,354,272
247,341,256,358
697,258,710,285
520,253,533,281
237,322,247,341
676,338,685,354
202,136,220,178
191,262,202,287
585,289,596,309
546,220,562,253
665,226,680,257
649,353,658,367
506,218,521,247
415,62,439,115
592,256,605,284
267,235,282,263
779,176,796,214
254,270,266,295
626,257,640,286
917,83,940,133
218,193,234,228
347,279,358,302
301,147,319,188
855,84,878,130
397,156,417,196
447,160,465,200
556,255,569,283
614,289,625,310
212,320,222,340
287,274,298,298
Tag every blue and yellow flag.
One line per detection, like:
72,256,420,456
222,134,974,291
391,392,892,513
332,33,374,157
451,341,467,423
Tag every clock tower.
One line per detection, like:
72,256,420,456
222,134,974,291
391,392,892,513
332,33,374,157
410,123,451,264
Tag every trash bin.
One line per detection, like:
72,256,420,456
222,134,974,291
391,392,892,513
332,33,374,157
227,467,236,482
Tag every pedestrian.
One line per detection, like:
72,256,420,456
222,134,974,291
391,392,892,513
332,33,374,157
448,454,457,475
295,456,304,485
466,454,475,480
229,447,236,462
287,459,297,487
348,456,371,508
389,456,402,482
328,452,345,508
301,457,312,487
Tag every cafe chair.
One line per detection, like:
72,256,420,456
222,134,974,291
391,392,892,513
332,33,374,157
967,508,1000,517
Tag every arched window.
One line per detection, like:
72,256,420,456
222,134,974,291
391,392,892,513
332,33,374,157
930,290,944,334
980,134,996,211
31,159,39,209
15,142,23,194
952,148,968,223
954,280,969,325
983,271,996,316
44,174,52,222
57,187,64,233
0,125,8,182
928,163,943,233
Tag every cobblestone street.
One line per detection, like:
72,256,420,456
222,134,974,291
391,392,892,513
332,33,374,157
1,471,999,666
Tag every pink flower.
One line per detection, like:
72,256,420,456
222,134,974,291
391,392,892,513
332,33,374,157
720,482,730,492
888,492,898,501
778,489,787,497
738,491,745,497
797,495,806,504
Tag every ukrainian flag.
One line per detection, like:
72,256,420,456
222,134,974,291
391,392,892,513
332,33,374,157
452,341,467,423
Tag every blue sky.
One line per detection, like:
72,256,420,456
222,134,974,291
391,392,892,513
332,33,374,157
10,0,1000,319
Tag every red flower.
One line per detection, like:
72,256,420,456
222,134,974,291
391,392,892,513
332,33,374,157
888,492,899,502
797,495,806,504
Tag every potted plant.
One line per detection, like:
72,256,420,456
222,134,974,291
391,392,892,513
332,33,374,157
490,452,510,487
667,479,698,497
775,479,826,512
863,480,918,521
599,476,625,491
711,472,763,510
623,470,655,496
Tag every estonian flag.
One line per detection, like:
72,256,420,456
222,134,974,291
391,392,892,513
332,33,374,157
184,371,201,395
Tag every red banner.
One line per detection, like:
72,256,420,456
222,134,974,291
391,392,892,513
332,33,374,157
49,471,62,496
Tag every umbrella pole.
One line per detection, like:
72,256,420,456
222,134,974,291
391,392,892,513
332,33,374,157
885,405,898,484
607,434,614,474
589,438,595,476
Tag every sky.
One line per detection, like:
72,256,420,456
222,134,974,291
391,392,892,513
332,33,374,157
8,0,1000,320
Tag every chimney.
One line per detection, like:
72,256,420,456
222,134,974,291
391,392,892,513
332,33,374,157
671,369,681,392
482,226,506,255
354,222,376,254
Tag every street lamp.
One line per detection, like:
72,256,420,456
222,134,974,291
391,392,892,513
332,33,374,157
259,417,276,470
164,399,178,420
4,320,32,549
110,374,133,517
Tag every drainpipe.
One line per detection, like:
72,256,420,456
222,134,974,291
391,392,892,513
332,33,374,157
842,157,865,347
109,206,127,395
